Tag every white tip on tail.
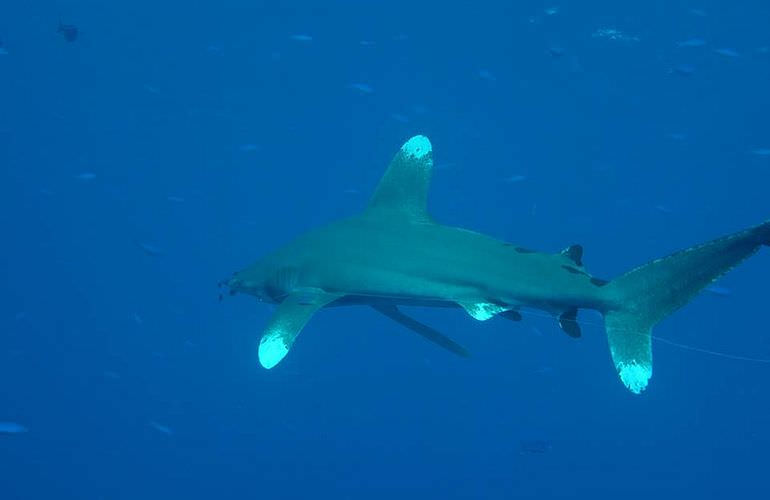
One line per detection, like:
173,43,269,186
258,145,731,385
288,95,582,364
617,361,652,394
258,333,289,369
401,135,432,159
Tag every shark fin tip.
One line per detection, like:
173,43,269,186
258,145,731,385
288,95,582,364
401,135,432,159
617,361,651,394
258,334,289,369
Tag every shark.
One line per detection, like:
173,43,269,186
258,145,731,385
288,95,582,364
226,135,770,394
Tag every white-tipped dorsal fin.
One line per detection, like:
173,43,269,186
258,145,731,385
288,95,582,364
366,135,434,222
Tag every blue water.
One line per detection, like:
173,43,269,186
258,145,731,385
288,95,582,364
2,1,770,498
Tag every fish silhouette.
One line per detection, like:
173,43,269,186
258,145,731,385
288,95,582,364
58,20,78,42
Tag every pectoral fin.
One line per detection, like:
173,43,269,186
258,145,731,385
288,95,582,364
258,290,342,369
371,304,470,358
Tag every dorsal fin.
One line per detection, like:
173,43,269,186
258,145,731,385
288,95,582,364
366,135,434,222
560,244,583,267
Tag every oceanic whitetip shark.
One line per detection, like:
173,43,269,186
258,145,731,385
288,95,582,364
226,135,769,394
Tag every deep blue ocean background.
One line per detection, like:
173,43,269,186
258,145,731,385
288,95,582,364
2,1,770,498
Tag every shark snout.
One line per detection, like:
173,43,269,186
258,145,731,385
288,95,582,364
219,274,247,297
221,274,274,303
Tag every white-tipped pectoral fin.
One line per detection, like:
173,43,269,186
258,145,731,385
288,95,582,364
258,331,291,369
258,290,343,369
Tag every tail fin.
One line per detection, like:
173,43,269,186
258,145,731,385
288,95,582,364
604,221,770,394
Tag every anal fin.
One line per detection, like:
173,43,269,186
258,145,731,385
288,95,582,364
558,308,582,338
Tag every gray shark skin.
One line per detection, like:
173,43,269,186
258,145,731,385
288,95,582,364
227,135,770,394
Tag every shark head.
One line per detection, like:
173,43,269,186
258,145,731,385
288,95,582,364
226,262,302,304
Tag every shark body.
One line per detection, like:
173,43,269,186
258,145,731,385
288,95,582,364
227,135,770,393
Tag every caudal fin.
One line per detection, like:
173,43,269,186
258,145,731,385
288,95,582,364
604,221,770,394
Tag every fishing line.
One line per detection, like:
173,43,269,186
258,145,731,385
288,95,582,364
514,308,770,364
650,336,770,364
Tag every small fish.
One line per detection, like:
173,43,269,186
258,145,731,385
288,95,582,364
347,83,374,94
519,439,552,454
290,34,313,42
75,172,96,181
654,205,673,214
149,421,173,435
58,21,78,42
750,148,770,156
143,84,160,94
672,64,696,77
166,196,185,203
666,132,687,141
705,285,732,296
478,69,496,82
677,38,706,48
133,313,144,325
103,370,121,380
136,241,164,256
504,175,527,183
0,422,28,434
714,48,740,58
548,46,566,58
390,113,410,123
0,45,7,56
592,28,639,43
239,143,260,152
544,7,559,16
689,8,708,17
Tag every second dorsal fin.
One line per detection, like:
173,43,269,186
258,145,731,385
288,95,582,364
561,244,583,267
